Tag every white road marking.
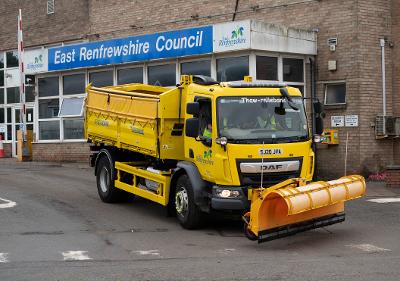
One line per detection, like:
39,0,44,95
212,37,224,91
347,244,391,253
0,197,17,209
133,250,160,256
62,251,92,261
0,253,9,263
367,198,400,204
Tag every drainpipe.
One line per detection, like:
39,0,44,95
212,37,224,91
310,57,317,181
380,38,386,118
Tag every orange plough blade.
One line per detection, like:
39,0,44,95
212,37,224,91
243,175,366,243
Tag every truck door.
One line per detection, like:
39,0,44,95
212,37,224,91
185,97,216,182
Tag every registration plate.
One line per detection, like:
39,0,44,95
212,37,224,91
259,148,283,156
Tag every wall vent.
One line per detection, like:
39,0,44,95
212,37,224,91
47,0,55,14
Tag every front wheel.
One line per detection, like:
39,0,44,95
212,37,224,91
175,175,204,229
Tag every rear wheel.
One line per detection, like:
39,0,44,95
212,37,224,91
175,175,204,229
96,155,121,203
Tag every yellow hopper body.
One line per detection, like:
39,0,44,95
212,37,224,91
243,175,366,243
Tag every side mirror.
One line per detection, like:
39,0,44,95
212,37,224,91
315,116,324,135
185,118,200,138
186,102,199,116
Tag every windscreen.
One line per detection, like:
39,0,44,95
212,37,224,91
217,96,308,143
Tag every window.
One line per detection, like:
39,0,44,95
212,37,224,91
39,120,59,140
39,99,59,119
0,70,3,87
256,56,278,81
117,67,143,84
181,60,211,76
283,58,303,82
25,86,35,102
0,107,4,141
38,73,86,141
148,64,176,86
63,119,84,139
0,52,4,68
217,56,249,82
58,97,85,117
38,76,59,97
6,51,18,68
0,88,3,104
89,70,113,87
27,108,34,122
47,0,55,14
6,108,11,123
6,87,20,104
324,83,346,105
63,74,85,95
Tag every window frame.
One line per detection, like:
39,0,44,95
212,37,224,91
58,97,85,118
179,57,212,78
36,70,88,143
116,65,144,85
88,68,114,88
215,54,250,82
147,61,177,87
323,81,347,106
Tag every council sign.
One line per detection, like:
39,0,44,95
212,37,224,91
48,26,213,71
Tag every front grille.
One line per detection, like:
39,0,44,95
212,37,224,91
241,171,301,187
237,157,303,187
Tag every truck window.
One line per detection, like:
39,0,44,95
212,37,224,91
198,100,212,144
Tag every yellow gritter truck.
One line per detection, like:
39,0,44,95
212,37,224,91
85,75,365,243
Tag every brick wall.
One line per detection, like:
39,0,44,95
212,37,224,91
386,166,400,188
32,142,91,163
391,0,400,165
0,0,89,49
1,143,12,158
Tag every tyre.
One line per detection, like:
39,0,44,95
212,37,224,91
243,223,258,241
96,155,121,203
175,175,204,229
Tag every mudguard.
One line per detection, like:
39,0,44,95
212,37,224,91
172,161,210,212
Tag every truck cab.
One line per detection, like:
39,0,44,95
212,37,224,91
180,76,315,215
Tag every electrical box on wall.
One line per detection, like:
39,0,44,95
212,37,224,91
328,37,338,52
322,129,339,145
328,60,337,71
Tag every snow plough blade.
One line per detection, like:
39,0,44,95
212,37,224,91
243,175,366,243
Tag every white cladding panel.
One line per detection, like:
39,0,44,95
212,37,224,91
250,20,317,55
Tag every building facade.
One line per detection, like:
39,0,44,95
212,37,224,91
0,0,399,178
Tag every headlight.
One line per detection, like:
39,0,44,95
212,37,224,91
216,189,240,198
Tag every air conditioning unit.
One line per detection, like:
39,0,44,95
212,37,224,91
375,115,397,138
